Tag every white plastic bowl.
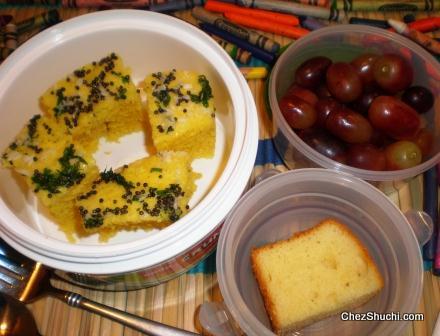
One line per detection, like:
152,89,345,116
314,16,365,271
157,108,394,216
0,10,258,288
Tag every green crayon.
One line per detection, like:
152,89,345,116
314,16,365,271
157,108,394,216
334,0,440,11
211,35,252,64
16,9,60,35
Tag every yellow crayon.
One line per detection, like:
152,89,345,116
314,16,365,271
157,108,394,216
240,67,268,79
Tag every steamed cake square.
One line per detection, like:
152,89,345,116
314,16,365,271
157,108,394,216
40,53,144,152
143,69,216,158
76,151,200,240
1,114,70,176
1,116,98,241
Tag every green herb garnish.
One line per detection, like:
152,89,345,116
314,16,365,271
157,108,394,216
156,89,171,107
100,168,134,191
150,167,163,173
31,144,87,194
116,86,127,100
53,88,66,116
190,75,213,108
111,71,130,84
84,214,104,229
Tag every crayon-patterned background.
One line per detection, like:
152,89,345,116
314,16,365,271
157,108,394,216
0,4,439,336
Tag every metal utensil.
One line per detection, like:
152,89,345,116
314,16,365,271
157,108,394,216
0,292,40,336
0,240,198,336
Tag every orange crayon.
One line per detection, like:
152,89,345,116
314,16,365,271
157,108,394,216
408,17,440,33
205,0,299,26
388,19,440,55
224,12,309,39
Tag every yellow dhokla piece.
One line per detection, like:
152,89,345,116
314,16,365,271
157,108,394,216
251,219,384,335
1,114,70,175
1,116,98,241
40,53,143,153
76,151,199,240
143,69,216,158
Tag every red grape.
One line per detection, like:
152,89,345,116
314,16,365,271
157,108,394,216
350,86,383,115
279,95,317,129
385,140,422,170
315,97,342,128
284,84,318,106
326,107,372,144
401,86,434,114
316,84,332,98
368,96,420,139
347,144,386,171
351,53,378,86
295,56,332,89
372,54,413,94
326,62,363,103
410,128,434,158
298,128,347,163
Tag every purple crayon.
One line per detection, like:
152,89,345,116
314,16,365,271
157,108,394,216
0,15,13,28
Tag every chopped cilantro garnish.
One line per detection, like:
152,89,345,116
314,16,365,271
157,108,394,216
156,89,171,107
150,167,163,173
84,214,104,229
100,168,133,191
190,75,213,107
31,144,87,194
116,86,127,100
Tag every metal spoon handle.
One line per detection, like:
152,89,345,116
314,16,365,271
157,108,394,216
57,290,198,336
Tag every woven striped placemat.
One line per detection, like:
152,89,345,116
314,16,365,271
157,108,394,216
0,6,439,336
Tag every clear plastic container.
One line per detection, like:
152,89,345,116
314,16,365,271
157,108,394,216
269,25,440,182
216,169,431,336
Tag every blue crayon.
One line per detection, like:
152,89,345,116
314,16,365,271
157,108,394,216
199,22,276,64
403,13,416,23
422,166,438,261
298,16,327,30
349,17,390,29
149,0,205,12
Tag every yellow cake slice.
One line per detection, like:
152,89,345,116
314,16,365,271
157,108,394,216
143,69,216,158
40,53,144,152
251,219,384,335
76,151,200,240
1,116,99,241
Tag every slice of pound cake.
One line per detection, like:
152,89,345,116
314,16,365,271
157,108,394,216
251,218,384,335
143,69,216,158
76,151,200,240
40,53,143,152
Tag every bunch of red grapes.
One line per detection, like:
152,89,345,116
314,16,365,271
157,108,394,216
279,53,435,171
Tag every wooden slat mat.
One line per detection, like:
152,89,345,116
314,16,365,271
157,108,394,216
0,6,439,336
